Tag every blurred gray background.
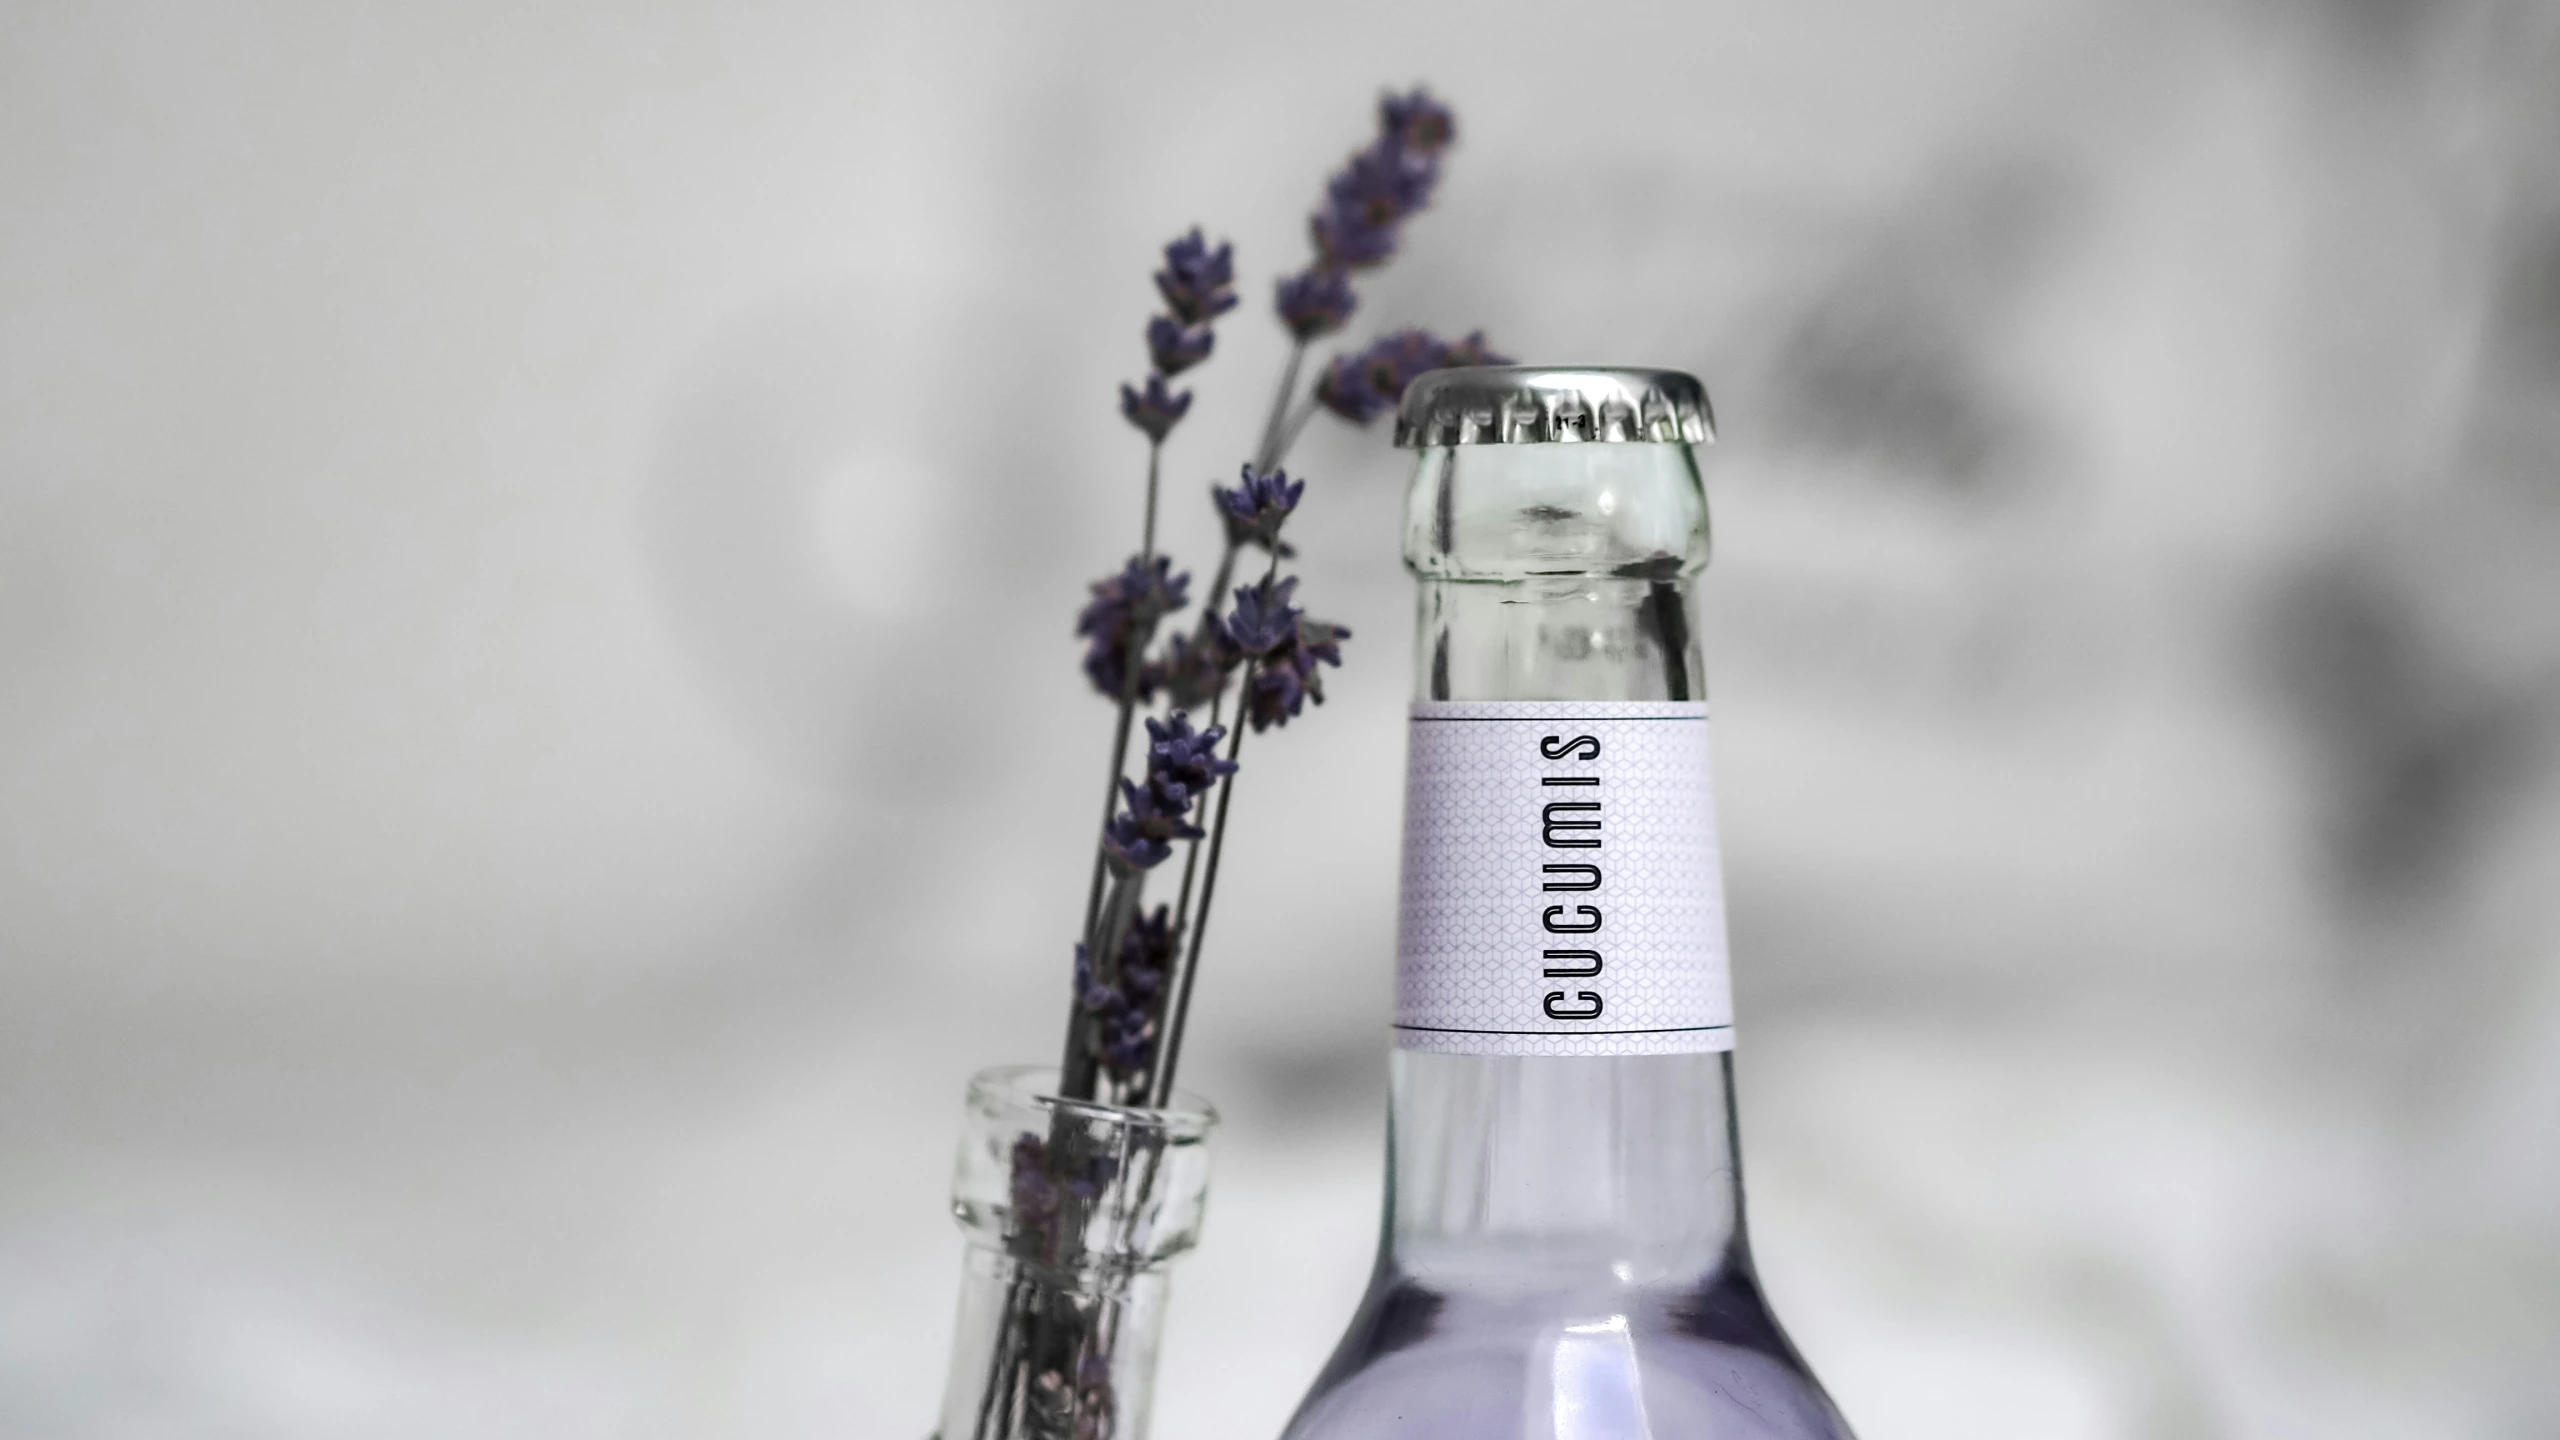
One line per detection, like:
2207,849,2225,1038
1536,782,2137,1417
4,1,2557,1436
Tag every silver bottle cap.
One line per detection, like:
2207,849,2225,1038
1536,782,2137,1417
1393,365,1715,447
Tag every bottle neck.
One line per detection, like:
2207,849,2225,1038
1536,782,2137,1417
1384,1050,1745,1289
1405,439,1711,707
1386,440,1744,1292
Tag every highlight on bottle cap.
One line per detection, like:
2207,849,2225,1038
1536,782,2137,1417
1394,365,1715,448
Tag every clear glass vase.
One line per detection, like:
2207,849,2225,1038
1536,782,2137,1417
931,1065,1217,1440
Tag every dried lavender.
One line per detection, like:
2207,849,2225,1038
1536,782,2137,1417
1099,714,1232,873
1144,711,1240,796
1078,229,1243,978
1070,83,1505,1101
1007,1133,1119,1256
1075,904,1180,1084
1247,614,1352,733
1146,628,1238,713
1117,374,1193,443
1315,327,1515,426
1145,316,1215,377
1213,464,1304,554
1380,88,1456,156
1275,266,1357,342
1153,228,1238,325
988,82,1502,1440
1253,87,1458,468
1074,556,1188,700
1223,574,1304,657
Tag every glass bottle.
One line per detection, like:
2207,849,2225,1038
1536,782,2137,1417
1279,368,1854,1439
932,1065,1216,1440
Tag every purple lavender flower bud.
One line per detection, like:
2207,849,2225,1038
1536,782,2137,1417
1103,712,1237,871
1119,373,1193,442
1246,656,1310,732
1074,903,1182,1082
1153,227,1238,326
1074,941,1152,1078
1072,944,1113,1012
1105,710,1244,870
1145,712,1237,795
1010,1128,1121,1243
1077,555,1190,699
1313,351,1393,424
1224,575,1304,658
1083,641,1142,704
1071,1352,1118,1440
1102,774,1201,871
1359,328,1453,397
1076,1351,1116,1393
1297,615,1352,670
1274,265,1359,342
1121,902,1180,980
1010,1134,1060,1238
1296,92,1455,281
1147,627,1240,711
1326,142,1439,231
1246,614,1352,732
1146,315,1215,378
1379,87,1457,157
1309,199,1400,272
1317,328,1506,426
1441,329,1513,368
1213,464,1305,554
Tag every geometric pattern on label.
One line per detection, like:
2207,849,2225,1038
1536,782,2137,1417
1396,700,1736,1056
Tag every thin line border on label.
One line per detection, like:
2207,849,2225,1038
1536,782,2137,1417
1393,1023,1734,1037
1408,715,1709,724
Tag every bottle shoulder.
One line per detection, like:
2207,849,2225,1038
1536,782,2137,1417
1282,1271,1854,1440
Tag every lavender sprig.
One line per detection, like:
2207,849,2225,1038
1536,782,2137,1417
1017,82,1492,1440
1153,228,1238,325
1078,714,1229,1103
1078,227,1242,1029
1255,92,1510,468
1070,89,1489,1113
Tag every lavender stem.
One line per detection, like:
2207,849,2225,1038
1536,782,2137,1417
1269,392,1322,468
1077,442,1165,946
1140,438,1162,557
1189,542,1240,648
1068,441,1165,1101
1158,677,1230,1035
1145,671,1251,1108
1151,550,1281,1101
1254,341,1308,471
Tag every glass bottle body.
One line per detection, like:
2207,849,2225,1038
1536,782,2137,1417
1280,439,1851,1439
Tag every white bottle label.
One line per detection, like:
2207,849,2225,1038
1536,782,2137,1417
1397,700,1735,1056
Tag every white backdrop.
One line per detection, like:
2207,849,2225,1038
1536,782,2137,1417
3,2,2556,1436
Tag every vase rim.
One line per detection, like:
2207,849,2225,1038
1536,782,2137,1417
968,1063,1219,1137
